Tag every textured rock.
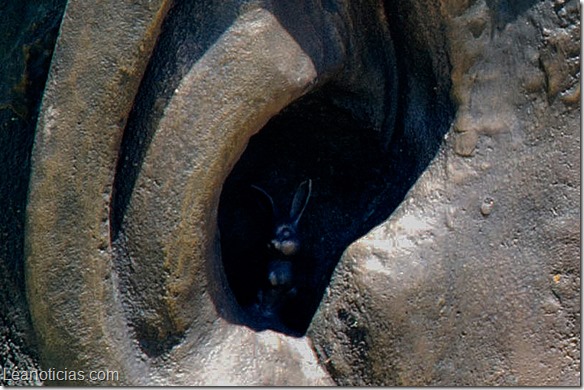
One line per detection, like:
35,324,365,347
22,0,395,385
1,0,580,386
118,6,319,350
310,0,580,386
24,0,172,384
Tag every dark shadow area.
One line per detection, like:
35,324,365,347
0,0,66,287
219,85,452,336
111,1,239,237
0,1,67,382
485,0,541,31
219,1,455,336
219,93,396,335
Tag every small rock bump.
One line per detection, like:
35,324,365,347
454,131,479,157
480,197,495,216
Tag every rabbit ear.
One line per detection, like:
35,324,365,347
290,179,312,225
251,184,276,220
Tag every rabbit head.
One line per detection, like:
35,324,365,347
251,179,312,257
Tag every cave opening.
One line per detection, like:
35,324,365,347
218,89,416,336
218,0,455,335
110,0,454,346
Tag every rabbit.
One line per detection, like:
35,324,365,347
250,179,312,317
256,259,296,317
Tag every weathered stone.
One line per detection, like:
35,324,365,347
309,0,580,386
22,0,397,385
24,0,172,384
0,0,579,386
119,6,319,349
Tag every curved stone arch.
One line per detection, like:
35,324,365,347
25,0,173,384
120,6,321,349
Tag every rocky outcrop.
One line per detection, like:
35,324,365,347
310,0,580,385
0,0,580,386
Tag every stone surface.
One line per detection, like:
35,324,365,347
118,6,319,352
24,0,172,384
309,0,580,386
0,0,580,386
20,0,397,385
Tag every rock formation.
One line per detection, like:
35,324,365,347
0,0,579,386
